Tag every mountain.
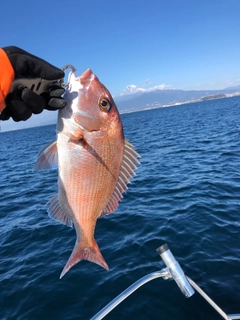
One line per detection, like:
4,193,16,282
2,84,240,133
114,85,240,113
119,85,145,96
224,85,240,91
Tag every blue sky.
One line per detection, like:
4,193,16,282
1,0,240,131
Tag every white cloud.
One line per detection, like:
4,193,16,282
139,79,153,87
222,78,240,87
223,80,233,85
147,84,173,91
119,83,173,96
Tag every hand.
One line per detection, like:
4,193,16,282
0,46,66,121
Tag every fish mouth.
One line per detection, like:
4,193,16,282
80,69,95,84
73,111,101,132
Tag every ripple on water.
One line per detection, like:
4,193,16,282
1,98,240,319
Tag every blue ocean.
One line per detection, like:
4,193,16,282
1,96,240,320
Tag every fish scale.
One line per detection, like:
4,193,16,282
35,68,140,278
59,142,119,216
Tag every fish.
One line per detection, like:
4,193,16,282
35,67,140,278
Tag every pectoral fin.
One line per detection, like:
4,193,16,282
34,141,58,170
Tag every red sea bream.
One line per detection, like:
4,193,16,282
35,68,140,278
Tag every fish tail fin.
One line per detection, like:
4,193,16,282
60,240,109,279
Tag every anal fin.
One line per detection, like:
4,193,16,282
47,194,73,227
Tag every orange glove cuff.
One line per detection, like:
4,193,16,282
0,48,15,112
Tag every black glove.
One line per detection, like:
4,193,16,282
0,46,66,121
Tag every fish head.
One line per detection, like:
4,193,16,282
66,69,122,137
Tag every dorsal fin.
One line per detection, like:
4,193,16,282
100,140,140,217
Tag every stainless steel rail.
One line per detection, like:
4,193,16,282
186,277,240,320
90,270,169,320
90,244,240,320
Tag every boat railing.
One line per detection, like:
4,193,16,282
90,243,240,320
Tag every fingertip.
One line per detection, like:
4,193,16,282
49,85,65,97
46,97,67,110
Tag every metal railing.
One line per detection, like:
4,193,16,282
90,243,240,320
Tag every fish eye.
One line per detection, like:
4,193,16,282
98,96,112,112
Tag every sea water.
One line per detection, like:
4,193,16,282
1,97,240,319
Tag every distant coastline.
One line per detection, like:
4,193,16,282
1,88,240,132
119,91,240,114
